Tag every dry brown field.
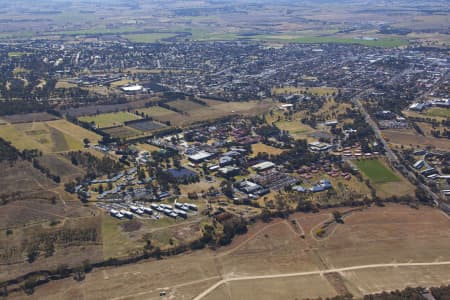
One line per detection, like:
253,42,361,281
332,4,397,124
8,204,450,300
250,143,285,157
383,129,450,151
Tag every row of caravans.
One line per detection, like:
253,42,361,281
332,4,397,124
110,202,197,220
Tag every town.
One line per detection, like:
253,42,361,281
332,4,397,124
0,3,449,298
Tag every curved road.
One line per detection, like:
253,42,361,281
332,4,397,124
192,261,450,300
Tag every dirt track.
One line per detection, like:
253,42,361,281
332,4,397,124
193,261,450,300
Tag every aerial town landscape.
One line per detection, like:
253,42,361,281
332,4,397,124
0,0,449,299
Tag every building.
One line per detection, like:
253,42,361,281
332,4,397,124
409,102,426,111
309,142,332,152
188,150,215,163
218,165,240,177
239,180,263,194
252,161,276,172
310,179,332,193
325,120,338,126
219,156,234,167
121,84,143,93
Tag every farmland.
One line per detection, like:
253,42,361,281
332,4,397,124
354,159,400,184
0,119,100,153
122,33,177,43
11,204,450,300
78,112,141,129
251,35,409,48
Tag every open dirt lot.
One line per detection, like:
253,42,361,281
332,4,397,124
10,204,450,300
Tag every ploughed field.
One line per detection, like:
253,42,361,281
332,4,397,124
10,204,450,300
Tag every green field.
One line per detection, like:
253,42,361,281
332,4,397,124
354,159,400,184
0,119,100,153
123,33,177,43
7,51,30,57
250,35,408,48
425,107,450,118
79,112,141,128
188,28,240,41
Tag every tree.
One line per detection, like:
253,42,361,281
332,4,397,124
332,211,343,223
55,264,70,278
73,265,85,281
22,276,37,295
82,259,92,273
153,247,162,260
98,184,104,194
144,240,152,251
26,245,39,263
44,241,55,257
221,180,233,198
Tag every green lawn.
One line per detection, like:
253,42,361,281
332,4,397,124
79,112,141,128
354,159,400,183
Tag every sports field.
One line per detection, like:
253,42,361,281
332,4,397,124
354,159,400,184
78,112,141,128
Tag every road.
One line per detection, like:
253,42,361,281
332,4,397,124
192,261,450,300
350,90,441,205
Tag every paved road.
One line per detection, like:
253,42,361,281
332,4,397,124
350,90,441,205
192,261,450,300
